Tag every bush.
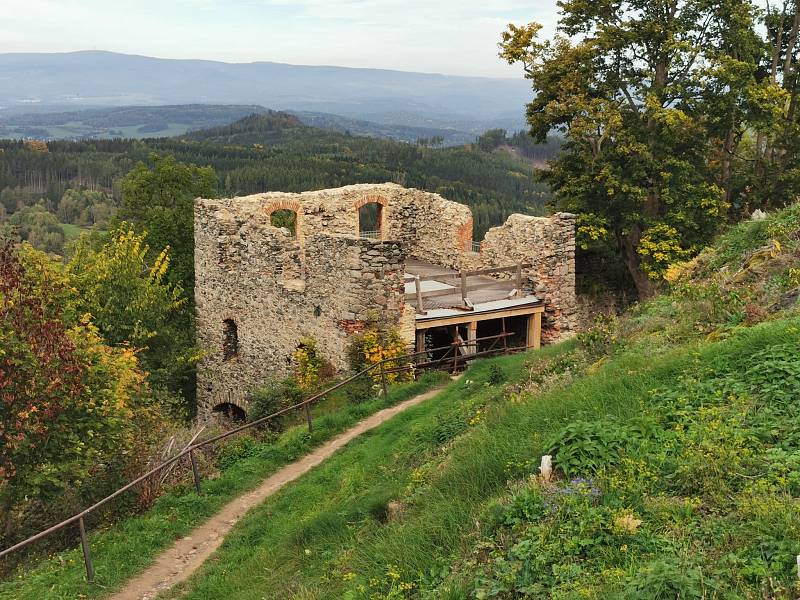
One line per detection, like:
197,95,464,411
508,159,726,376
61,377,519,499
487,363,505,386
292,337,334,389
249,377,305,431
347,327,413,384
548,419,633,477
216,435,260,470
0,242,165,546
345,376,376,404
624,557,706,599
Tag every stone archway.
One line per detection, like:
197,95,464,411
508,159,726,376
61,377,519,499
265,200,304,245
354,194,388,240
211,402,247,422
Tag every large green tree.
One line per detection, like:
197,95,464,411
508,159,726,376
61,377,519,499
501,1,767,296
118,154,217,297
67,226,198,412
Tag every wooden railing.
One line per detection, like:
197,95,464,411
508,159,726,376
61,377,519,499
0,333,533,582
407,262,531,314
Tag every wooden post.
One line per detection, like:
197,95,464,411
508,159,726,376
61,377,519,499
189,449,202,495
415,275,425,314
467,321,477,355
416,329,426,355
452,326,459,373
527,312,542,350
380,360,388,397
78,517,95,583
460,271,468,304
516,263,523,291
305,402,313,432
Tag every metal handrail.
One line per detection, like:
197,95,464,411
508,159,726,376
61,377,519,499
0,331,528,580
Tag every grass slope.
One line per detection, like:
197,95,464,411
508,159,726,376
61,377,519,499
156,205,800,599
0,373,446,600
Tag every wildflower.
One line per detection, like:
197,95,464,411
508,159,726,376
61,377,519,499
613,511,642,535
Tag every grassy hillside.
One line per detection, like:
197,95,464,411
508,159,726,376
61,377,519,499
153,205,800,599
0,373,448,600
3,205,797,599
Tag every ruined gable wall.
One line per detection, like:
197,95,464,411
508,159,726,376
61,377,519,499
195,196,406,418
474,213,578,342
384,189,473,270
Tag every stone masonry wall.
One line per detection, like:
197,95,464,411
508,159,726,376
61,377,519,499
195,184,576,417
195,196,406,417
473,213,578,342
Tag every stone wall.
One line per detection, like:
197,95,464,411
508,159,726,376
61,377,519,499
195,195,406,417
470,213,578,342
194,183,577,417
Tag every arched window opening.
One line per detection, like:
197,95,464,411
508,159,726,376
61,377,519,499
270,209,297,236
212,402,246,422
223,319,239,361
358,203,383,239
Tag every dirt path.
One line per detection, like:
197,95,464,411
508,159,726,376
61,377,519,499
111,387,445,600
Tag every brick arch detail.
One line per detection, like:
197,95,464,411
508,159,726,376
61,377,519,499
353,194,389,210
264,200,304,244
354,195,389,239
457,218,474,252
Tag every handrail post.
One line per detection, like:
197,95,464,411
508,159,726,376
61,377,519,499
189,449,202,495
78,516,95,583
516,263,523,290
415,275,425,314
460,271,468,304
379,360,388,398
305,402,313,433
452,343,459,374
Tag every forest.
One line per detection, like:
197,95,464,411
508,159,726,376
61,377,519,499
0,112,555,255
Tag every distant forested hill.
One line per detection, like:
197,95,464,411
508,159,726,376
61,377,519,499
0,112,557,250
0,104,481,145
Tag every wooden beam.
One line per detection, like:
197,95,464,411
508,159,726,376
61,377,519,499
413,263,532,283
404,280,509,301
405,287,456,301
467,321,477,355
414,275,426,315
416,329,427,353
416,304,545,329
527,311,542,350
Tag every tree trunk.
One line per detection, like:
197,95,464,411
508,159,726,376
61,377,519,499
622,225,655,299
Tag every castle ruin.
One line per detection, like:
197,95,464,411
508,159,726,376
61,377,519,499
195,183,576,418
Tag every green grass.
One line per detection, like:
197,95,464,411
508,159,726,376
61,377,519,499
152,317,800,600
0,372,447,600
152,340,675,599
59,223,84,241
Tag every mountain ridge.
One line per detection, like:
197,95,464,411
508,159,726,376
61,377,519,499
0,50,530,130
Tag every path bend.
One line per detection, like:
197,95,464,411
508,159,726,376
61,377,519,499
111,386,445,600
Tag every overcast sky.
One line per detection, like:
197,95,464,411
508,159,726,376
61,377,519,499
0,0,561,77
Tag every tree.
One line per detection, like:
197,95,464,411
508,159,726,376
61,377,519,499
118,154,217,297
67,226,198,411
0,242,160,538
3,204,65,254
500,1,762,296
477,129,508,152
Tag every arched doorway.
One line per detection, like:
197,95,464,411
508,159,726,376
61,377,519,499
265,201,304,245
269,209,297,236
211,402,246,422
355,196,387,239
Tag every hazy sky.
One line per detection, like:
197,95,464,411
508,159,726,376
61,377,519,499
0,0,561,77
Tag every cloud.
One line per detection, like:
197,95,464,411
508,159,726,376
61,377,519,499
0,0,561,76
